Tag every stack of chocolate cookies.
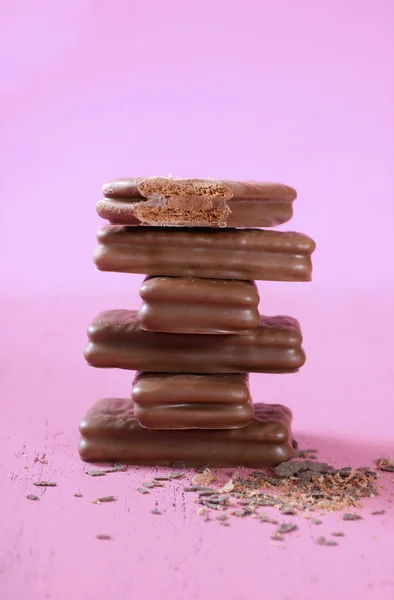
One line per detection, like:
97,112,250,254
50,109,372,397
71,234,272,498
79,177,315,468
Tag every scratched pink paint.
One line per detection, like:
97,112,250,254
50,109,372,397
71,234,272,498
1,1,394,599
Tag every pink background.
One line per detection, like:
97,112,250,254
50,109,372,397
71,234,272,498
1,1,394,599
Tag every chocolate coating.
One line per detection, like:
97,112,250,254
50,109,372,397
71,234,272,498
134,400,254,430
98,177,297,228
132,373,251,405
94,226,315,282
132,372,253,430
84,310,305,373
79,398,293,467
139,277,260,334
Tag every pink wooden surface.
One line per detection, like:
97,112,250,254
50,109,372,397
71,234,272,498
2,292,394,600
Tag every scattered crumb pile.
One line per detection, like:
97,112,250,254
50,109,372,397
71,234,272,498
26,453,393,544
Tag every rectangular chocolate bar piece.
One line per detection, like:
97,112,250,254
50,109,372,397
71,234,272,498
134,400,254,430
132,373,251,405
98,177,297,228
139,277,260,334
84,310,305,373
93,226,315,282
79,398,293,467
132,373,253,429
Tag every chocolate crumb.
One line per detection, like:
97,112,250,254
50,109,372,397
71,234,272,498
332,532,345,537
74,493,83,498
192,470,217,486
154,475,170,481
33,481,57,487
26,494,39,501
86,469,107,477
171,461,186,469
371,510,385,515
311,519,322,525
151,508,162,515
113,463,127,471
97,534,111,540
92,495,116,503
292,439,299,449
260,514,278,524
169,472,184,479
143,482,155,489
216,514,228,521
342,513,362,521
202,501,221,511
316,536,338,546
138,487,149,494
271,533,284,541
195,465,210,473
281,505,297,515
277,522,298,534
233,509,249,518
220,521,230,527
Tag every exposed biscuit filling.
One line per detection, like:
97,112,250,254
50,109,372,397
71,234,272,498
135,178,232,226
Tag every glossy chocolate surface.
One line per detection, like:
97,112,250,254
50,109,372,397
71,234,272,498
132,372,253,429
134,399,254,430
84,310,305,373
94,226,315,282
132,373,251,405
79,398,293,467
97,177,297,228
139,277,260,334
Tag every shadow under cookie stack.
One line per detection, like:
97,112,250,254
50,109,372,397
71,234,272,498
79,177,315,468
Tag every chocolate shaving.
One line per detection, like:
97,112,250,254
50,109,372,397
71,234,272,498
281,505,297,515
277,522,298,534
371,509,385,515
26,494,39,501
154,475,170,481
138,487,149,494
92,495,116,503
169,472,184,479
74,493,83,498
195,465,210,473
331,531,345,537
97,534,111,540
151,508,162,515
316,536,338,546
260,514,278,524
33,481,57,487
342,513,362,521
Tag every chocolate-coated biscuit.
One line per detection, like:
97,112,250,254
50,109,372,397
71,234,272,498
139,277,260,334
97,177,297,228
79,398,293,467
84,310,305,374
132,372,253,430
94,226,315,282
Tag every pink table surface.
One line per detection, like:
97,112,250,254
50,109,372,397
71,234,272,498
2,1,394,598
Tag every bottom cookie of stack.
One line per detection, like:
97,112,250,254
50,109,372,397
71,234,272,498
78,398,293,468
